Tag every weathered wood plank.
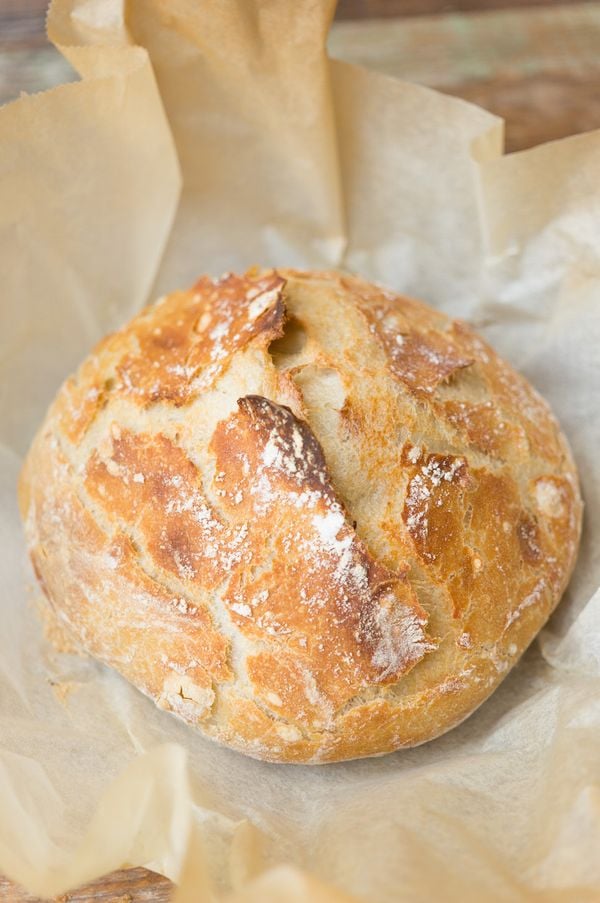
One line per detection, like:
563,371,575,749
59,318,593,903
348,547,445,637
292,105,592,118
336,0,595,18
329,3,600,150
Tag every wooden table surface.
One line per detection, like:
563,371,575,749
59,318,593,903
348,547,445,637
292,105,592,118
1,1,600,900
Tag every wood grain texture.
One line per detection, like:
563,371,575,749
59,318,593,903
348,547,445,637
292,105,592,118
0,0,49,46
446,69,600,149
329,2,600,150
336,0,595,17
0,869,173,902
1,0,599,899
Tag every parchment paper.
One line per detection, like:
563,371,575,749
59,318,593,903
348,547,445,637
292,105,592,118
1,2,599,900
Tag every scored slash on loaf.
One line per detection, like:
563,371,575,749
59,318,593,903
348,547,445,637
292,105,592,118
19,269,581,763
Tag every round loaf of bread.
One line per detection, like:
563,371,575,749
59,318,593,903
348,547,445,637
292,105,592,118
19,269,582,763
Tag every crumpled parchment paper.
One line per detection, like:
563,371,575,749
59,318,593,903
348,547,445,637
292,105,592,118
0,1,599,900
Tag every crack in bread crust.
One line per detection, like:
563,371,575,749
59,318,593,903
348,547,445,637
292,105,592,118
19,269,582,763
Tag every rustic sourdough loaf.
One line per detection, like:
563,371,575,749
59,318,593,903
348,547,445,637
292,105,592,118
19,269,582,763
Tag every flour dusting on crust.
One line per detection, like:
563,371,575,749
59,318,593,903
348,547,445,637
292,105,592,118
19,268,582,763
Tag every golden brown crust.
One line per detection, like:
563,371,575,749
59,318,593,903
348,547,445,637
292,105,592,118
211,396,433,718
19,269,582,763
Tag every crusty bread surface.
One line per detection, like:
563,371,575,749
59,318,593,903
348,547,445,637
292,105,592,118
19,269,582,763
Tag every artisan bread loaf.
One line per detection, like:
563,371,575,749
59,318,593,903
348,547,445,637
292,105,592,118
19,269,582,763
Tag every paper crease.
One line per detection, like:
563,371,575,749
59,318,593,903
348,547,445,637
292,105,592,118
1,0,599,900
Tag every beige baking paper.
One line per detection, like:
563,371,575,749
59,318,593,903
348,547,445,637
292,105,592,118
0,1,599,900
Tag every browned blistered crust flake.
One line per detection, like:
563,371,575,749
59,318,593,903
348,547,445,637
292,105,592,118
19,269,582,763
211,396,433,723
